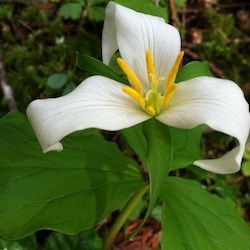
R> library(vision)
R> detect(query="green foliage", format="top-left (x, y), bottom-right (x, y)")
top-left (141, 119), bottom-right (173, 223)
top-left (88, 6), bottom-right (106, 22)
top-left (44, 230), bottom-right (102, 250)
top-left (0, 0), bottom-right (249, 247)
top-left (176, 61), bottom-right (213, 83)
top-left (0, 4), bottom-right (13, 21)
top-left (114, 0), bottom-right (169, 21)
top-left (121, 123), bottom-right (203, 171)
top-left (242, 143), bottom-right (250, 177)
top-left (0, 235), bottom-right (37, 250)
top-left (197, 9), bottom-right (249, 85)
top-left (0, 112), bottom-right (145, 239)
top-left (242, 162), bottom-right (250, 177)
top-left (121, 124), bottom-right (148, 165)
top-left (77, 54), bottom-right (127, 83)
top-left (173, 0), bottom-right (187, 10)
top-left (59, 3), bottom-right (83, 20)
top-left (46, 73), bottom-right (68, 90)
top-left (170, 126), bottom-right (203, 170)
top-left (161, 177), bottom-right (250, 250)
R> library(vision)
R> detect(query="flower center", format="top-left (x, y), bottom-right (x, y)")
top-left (117, 50), bottom-right (184, 116)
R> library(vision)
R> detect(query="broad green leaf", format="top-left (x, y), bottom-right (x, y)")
top-left (170, 126), bottom-right (203, 170)
top-left (44, 230), bottom-right (102, 250)
top-left (141, 119), bottom-right (173, 225)
top-left (176, 61), bottom-right (213, 83)
top-left (121, 124), bottom-right (203, 171)
top-left (121, 123), bottom-right (147, 165)
top-left (0, 112), bottom-right (145, 239)
top-left (46, 73), bottom-right (68, 90)
top-left (114, 0), bottom-right (169, 21)
top-left (161, 177), bottom-right (250, 250)
top-left (76, 54), bottom-right (127, 84)
top-left (59, 3), bottom-right (83, 20)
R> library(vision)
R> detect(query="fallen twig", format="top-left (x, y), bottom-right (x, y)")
top-left (0, 58), bottom-right (17, 111)
top-left (169, 0), bottom-right (177, 27)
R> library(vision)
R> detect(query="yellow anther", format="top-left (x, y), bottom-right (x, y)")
top-left (146, 50), bottom-right (157, 88)
top-left (145, 106), bottom-right (156, 116)
top-left (163, 84), bottom-right (176, 108)
top-left (122, 86), bottom-right (145, 109)
top-left (162, 51), bottom-right (184, 109)
top-left (165, 51), bottom-right (184, 86)
top-left (146, 50), bottom-right (156, 77)
top-left (117, 58), bottom-right (142, 94)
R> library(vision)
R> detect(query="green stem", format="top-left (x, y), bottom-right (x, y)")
top-left (103, 185), bottom-right (149, 250)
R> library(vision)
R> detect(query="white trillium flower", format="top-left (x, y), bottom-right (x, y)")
top-left (27, 1), bottom-right (250, 174)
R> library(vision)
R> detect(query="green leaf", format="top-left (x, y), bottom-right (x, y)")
top-left (76, 54), bottom-right (127, 84)
top-left (0, 112), bottom-right (145, 239)
top-left (121, 123), bottom-right (147, 165)
top-left (46, 73), bottom-right (68, 90)
top-left (170, 126), bottom-right (203, 170)
top-left (62, 81), bottom-right (76, 95)
top-left (242, 161), bottom-right (250, 177)
top-left (114, 0), bottom-right (169, 21)
top-left (176, 61), bottom-right (213, 83)
top-left (141, 119), bottom-right (173, 224)
top-left (59, 3), bottom-right (83, 20)
top-left (161, 177), bottom-right (250, 250)
top-left (121, 124), bottom-right (203, 171)
top-left (44, 230), bottom-right (102, 250)
top-left (88, 6), bottom-right (105, 22)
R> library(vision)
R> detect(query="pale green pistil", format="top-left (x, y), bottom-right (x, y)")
top-left (145, 90), bottom-right (164, 115)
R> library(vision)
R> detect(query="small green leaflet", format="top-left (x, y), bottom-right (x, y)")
top-left (76, 54), bottom-right (127, 84)
top-left (0, 112), bottom-right (145, 239)
top-left (176, 61), bottom-right (213, 83)
top-left (161, 177), bottom-right (250, 250)
top-left (46, 73), bottom-right (68, 90)
top-left (59, 3), bottom-right (83, 20)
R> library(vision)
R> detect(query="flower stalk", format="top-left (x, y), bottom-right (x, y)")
top-left (103, 185), bottom-right (149, 250)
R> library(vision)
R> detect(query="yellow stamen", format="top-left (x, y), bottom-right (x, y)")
top-left (145, 106), bottom-right (156, 116)
top-left (165, 51), bottom-right (184, 87)
top-left (122, 86), bottom-right (145, 109)
top-left (146, 50), bottom-right (157, 89)
top-left (163, 51), bottom-right (184, 108)
top-left (117, 58), bottom-right (142, 94)
top-left (119, 50), bottom-right (184, 116)
top-left (163, 84), bottom-right (176, 108)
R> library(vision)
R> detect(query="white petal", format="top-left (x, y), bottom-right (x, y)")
top-left (157, 76), bottom-right (250, 174)
top-left (103, 2), bottom-right (181, 91)
top-left (102, 1), bottom-right (118, 65)
top-left (27, 76), bottom-right (150, 153)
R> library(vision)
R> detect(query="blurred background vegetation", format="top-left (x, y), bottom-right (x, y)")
top-left (0, 0), bottom-right (249, 249)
